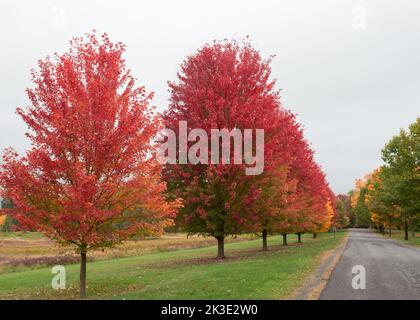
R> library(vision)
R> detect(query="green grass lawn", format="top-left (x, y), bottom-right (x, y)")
top-left (380, 229), bottom-right (420, 246)
top-left (0, 231), bottom-right (347, 300)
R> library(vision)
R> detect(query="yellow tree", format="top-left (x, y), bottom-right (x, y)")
top-left (365, 167), bottom-right (401, 237)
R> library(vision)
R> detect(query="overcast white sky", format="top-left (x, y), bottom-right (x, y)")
top-left (0, 0), bottom-right (419, 194)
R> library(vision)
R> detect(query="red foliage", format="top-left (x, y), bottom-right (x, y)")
top-left (246, 109), bottom-right (335, 240)
top-left (0, 32), bottom-right (179, 251)
top-left (163, 40), bottom-right (284, 254)
top-left (162, 39), bottom-right (335, 254)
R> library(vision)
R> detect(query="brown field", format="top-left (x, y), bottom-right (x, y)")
top-left (0, 232), bottom-right (256, 273)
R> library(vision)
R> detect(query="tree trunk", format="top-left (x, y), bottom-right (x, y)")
top-left (217, 236), bottom-right (225, 259)
top-left (282, 234), bottom-right (288, 246)
top-left (313, 233), bottom-right (317, 239)
top-left (80, 250), bottom-right (87, 298)
top-left (388, 225), bottom-right (392, 238)
top-left (412, 229), bottom-right (416, 238)
top-left (262, 229), bottom-right (268, 251)
top-left (404, 219), bottom-right (409, 241)
top-left (297, 232), bottom-right (302, 243)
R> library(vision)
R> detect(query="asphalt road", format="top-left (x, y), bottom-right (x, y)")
top-left (321, 228), bottom-right (420, 300)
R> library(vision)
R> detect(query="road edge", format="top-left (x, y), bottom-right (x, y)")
top-left (292, 231), bottom-right (350, 300)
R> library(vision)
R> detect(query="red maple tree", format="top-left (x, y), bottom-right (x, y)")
top-left (163, 40), bottom-right (284, 258)
top-left (242, 110), bottom-right (302, 250)
top-left (247, 106), bottom-right (335, 247)
top-left (0, 32), bottom-right (179, 297)
top-left (286, 143), bottom-right (335, 241)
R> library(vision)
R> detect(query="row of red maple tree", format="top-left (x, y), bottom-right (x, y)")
top-left (0, 32), bottom-right (336, 297)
